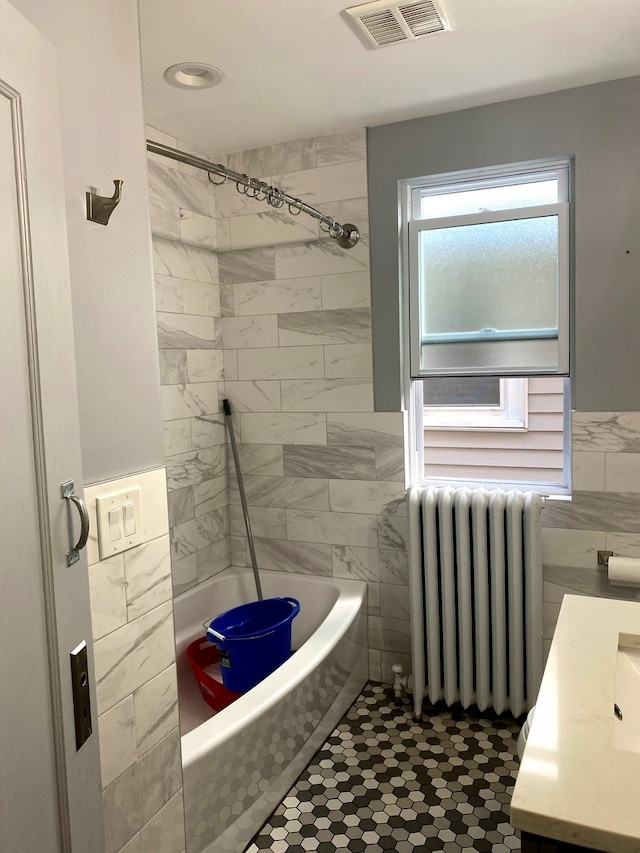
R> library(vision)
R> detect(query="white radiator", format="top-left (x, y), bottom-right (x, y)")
top-left (407, 484), bottom-right (544, 719)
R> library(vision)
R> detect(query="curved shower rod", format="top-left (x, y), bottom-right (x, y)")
top-left (146, 140), bottom-right (360, 249)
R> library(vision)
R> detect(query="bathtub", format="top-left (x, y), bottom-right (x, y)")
top-left (173, 566), bottom-right (368, 853)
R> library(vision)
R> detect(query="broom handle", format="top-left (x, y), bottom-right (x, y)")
top-left (223, 399), bottom-right (263, 601)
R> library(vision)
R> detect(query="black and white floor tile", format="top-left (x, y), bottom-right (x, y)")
top-left (246, 683), bottom-right (521, 853)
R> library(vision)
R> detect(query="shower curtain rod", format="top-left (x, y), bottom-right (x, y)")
top-left (146, 140), bottom-right (360, 249)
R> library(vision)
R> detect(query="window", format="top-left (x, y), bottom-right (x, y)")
top-left (402, 160), bottom-right (572, 493)
top-left (407, 161), bottom-right (570, 379)
top-left (421, 376), bottom-right (528, 430)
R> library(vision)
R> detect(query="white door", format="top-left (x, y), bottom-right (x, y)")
top-left (0, 2), bottom-right (105, 851)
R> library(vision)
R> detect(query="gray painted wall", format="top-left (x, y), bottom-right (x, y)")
top-left (368, 75), bottom-right (640, 413)
top-left (12, 0), bottom-right (165, 484)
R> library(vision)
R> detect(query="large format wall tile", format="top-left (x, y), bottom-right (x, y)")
top-left (281, 378), bottom-right (373, 412)
top-left (329, 479), bottom-right (406, 516)
top-left (271, 161), bottom-right (368, 206)
top-left (148, 161), bottom-right (210, 216)
top-left (321, 271), bottom-right (371, 310)
top-left (278, 307), bottom-right (371, 346)
top-left (156, 313), bottom-right (218, 349)
top-left (159, 350), bottom-right (187, 384)
top-left (233, 475), bottom-right (330, 510)
top-left (230, 504), bottom-right (287, 540)
top-left (227, 207), bottom-right (319, 250)
top-left (327, 412), bottom-right (404, 447)
top-left (324, 344), bottom-right (373, 378)
top-left (102, 730), bottom-right (182, 853)
top-left (186, 350), bottom-right (224, 383)
top-left (237, 345), bottom-right (324, 380)
top-left (88, 554), bottom-right (127, 641)
top-left (98, 697), bottom-right (137, 788)
top-left (240, 412), bottom-right (327, 445)
top-left (166, 421), bottom-right (190, 459)
top-left (94, 602), bottom-right (175, 714)
top-left (161, 383), bottom-right (220, 422)
top-left (252, 537), bottom-right (332, 575)
top-left (171, 508), bottom-right (229, 560)
top-left (542, 491), bottom-right (640, 533)
top-left (153, 237), bottom-right (214, 283)
top-left (124, 536), bottom-right (172, 620)
top-left (133, 665), bottom-right (179, 758)
top-left (226, 136), bottom-right (316, 178)
top-left (286, 509), bottom-right (378, 548)
top-left (605, 453), bottom-right (640, 491)
top-left (221, 315), bottom-right (279, 349)
top-left (283, 444), bottom-right (376, 480)
top-left (232, 277), bottom-right (322, 316)
top-left (316, 128), bottom-right (367, 167)
top-left (155, 275), bottom-right (183, 313)
top-left (193, 475), bottom-right (228, 517)
top-left (140, 790), bottom-right (185, 853)
top-left (236, 444), bottom-right (284, 477)
top-left (166, 446), bottom-right (226, 491)
top-left (182, 281), bottom-right (220, 316)
top-left (332, 545), bottom-right (409, 586)
top-left (218, 246), bottom-right (276, 284)
top-left (573, 411), bottom-right (640, 452)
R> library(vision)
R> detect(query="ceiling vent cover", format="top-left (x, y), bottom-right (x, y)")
top-left (345, 0), bottom-right (451, 48)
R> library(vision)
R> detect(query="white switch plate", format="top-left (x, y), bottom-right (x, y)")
top-left (96, 487), bottom-right (143, 558)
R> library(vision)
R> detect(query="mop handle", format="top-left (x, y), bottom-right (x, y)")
top-left (223, 399), bottom-right (263, 601)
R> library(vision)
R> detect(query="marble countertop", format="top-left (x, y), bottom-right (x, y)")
top-left (511, 594), bottom-right (640, 851)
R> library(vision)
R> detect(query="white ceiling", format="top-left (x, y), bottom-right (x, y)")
top-left (139, 0), bottom-right (640, 156)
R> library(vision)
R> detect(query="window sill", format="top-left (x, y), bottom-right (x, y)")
top-left (417, 476), bottom-right (571, 498)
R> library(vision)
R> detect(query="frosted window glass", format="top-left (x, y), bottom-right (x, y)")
top-left (419, 216), bottom-right (558, 340)
top-left (420, 180), bottom-right (558, 219)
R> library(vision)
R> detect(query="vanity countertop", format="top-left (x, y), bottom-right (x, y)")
top-left (511, 594), bottom-right (640, 852)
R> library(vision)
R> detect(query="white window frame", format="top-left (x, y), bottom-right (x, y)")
top-left (422, 377), bottom-right (528, 431)
top-left (400, 159), bottom-right (573, 495)
top-left (405, 161), bottom-right (571, 379)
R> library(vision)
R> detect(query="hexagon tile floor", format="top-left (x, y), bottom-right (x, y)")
top-left (245, 682), bottom-right (522, 853)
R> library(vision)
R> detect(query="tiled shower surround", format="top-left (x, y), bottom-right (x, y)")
top-left (147, 125), bottom-right (409, 682)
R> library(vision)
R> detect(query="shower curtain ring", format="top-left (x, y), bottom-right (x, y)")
top-left (288, 199), bottom-right (302, 215)
top-left (236, 175), bottom-right (250, 195)
top-left (208, 169), bottom-right (228, 186)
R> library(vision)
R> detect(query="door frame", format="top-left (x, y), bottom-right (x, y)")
top-left (1, 1), bottom-right (105, 849)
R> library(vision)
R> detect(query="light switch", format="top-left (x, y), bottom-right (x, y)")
top-left (96, 486), bottom-right (143, 558)
top-left (108, 508), bottom-right (121, 542)
top-left (123, 502), bottom-right (136, 536)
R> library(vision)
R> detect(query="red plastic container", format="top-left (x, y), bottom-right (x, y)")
top-left (186, 636), bottom-right (243, 712)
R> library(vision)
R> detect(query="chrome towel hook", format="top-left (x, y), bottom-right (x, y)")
top-left (86, 179), bottom-right (123, 226)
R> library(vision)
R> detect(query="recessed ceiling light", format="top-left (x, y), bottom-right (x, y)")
top-left (164, 62), bottom-right (224, 90)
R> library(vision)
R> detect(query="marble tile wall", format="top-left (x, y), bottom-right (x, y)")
top-left (541, 412), bottom-right (640, 655)
top-left (84, 468), bottom-right (185, 853)
top-left (147, 125), bottom-right (230, 597)
top-left (213, 128), bottom-right (409, 683)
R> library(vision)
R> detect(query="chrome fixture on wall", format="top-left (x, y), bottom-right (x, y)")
top-left (86, 179), bottom-right (123, 226)
top-left (146, 140), bottom-right (360, 249)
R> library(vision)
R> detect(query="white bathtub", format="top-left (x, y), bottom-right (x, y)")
top-left (173, 567), bottom-right (368, 853)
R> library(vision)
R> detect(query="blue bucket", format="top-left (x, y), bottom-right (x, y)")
top-left (205, 597), bottom-right (300, 693)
